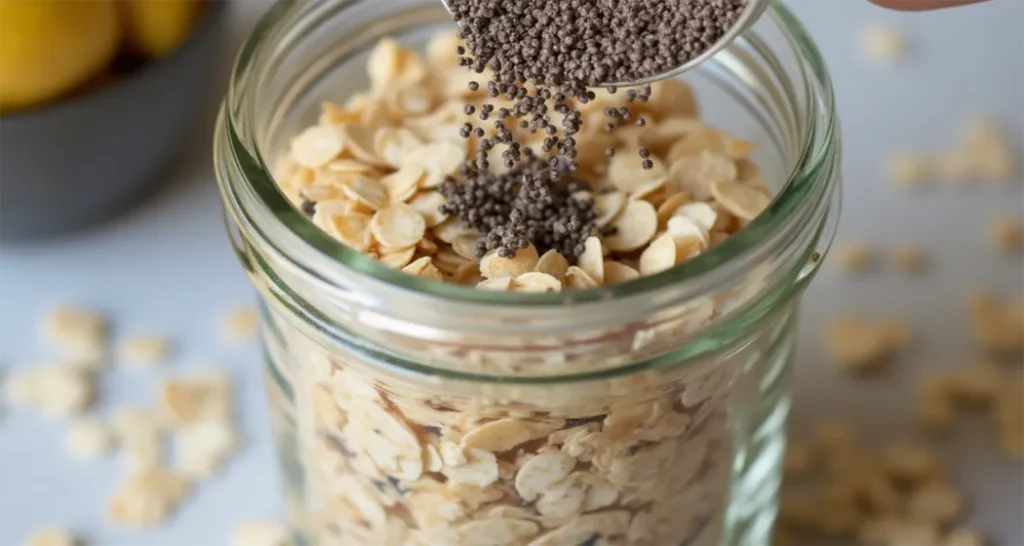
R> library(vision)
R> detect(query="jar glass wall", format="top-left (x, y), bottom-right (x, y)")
top-left (215, 1), bottom-right (840, 545)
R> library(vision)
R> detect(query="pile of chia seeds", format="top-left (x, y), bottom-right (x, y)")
top-left (441, 0), bottom-right (747, 259)
top-left (439, 161), bottom-right (597, 259)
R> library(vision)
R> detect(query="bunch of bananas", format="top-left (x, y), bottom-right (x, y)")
top-left (0, 0), bottom-right (205, 112)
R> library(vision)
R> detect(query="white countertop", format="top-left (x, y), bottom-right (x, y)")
top-left (1, 1), bottom-right (1021, 544)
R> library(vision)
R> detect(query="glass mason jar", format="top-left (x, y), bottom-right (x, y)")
top-left (214, 1), bottom-right (841, 545)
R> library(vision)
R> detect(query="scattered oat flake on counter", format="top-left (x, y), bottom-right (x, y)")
top-left (4, 367), bottom-right (36, 408)
top-left (220, 306), bottom-right (258, 341)
top-left (826, 316), bottom-right (910, 372)
top-left (118, 334), bottom-right (173, 367)
top-left (232, 519), bottom-right (291, 546)
top-left (159, 371), bottom-right (232, 426)
top-left (918, 372), bottom-right (956, 429)
top-left (24, 528), bottom-right (79, 546)
top-left (944, 529), bottom-right (988, 546)
top-left (67, 417), bottom-right (115, 460)
top-left (892, 245), bottom-right (929, 273)
top-left (968, 293), bottom-right (1023, 354)
top-left (42, 305), bottom-right (107, 355)
top-left (782, 442), bottom-right (815, 478)
top-left (111, 405), bottom-right (166, 472)
top-left (775, 422), bottom-right (988, 546)
top-left (960, 117), bottom-right (1017, 182)
top-left (175, 419), bottom-right (240, 479)
top-left (989, 216), bottom-right (1023, 252)
top-left (887, 151), bottom-right (932, 188)
top-left (8, 364), bottom-right (95, 417)
top-left (107, 468), bottom-right (191, 527)
top-left (833, 242), bottom-right (876, 273)
top-left (861, 24), bottom-right (907, 62)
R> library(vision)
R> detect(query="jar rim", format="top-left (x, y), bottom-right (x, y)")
top-left (219, 0), bottom-right (838, 309)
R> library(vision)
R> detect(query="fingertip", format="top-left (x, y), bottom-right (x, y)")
top-left (871, 0), bottom-right (989, 11)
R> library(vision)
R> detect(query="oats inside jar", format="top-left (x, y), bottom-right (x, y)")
top-left (274, 31), bottom-right (772, 293)
top-left (254, 23), bottom-right (795, 546)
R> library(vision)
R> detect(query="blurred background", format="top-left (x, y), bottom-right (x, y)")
top-left (0, 1), bottom-right (1020, 545)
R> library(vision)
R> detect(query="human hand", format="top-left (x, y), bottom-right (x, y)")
top-left (871, 0), bottom-right (991, 10)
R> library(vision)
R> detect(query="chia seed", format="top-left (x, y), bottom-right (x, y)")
top-left (438, 161), bottom-right (598, 260)
top-left (300, 199), bottom-right (317, 218)
top-left (444, 0), bottom-right (746, 257)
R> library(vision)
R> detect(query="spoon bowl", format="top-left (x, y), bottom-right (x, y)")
top-left (438, 0), bottom-right (771, 87)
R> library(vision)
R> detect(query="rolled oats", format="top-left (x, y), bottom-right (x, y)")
top-left (564, 266), bottom-right (599, 289)
top-left (24, 528), bottom-right (78, 546)
top-left (291, 126), bottom-right (345, 168)
top-left (262, 33), bottom-right (786, 546)
top-left (968, 293), bottom-right (1023, 354)
top-left (43, 305), bottom-right (107, 355)
top-left (513, 272), bottom-right (563, 293)
top-left (480, 245), bottom-right (540, 279)
top-left (534, 249), bottom-right (570, 280)
top-left (603, 261), bottom-right (640, 284)
top-left (107, 468), bottom-right (191, 527)
top-left (67, 418), bottom-right (115, 460)
top-left (371, 204), bottom-right (427, 250)
top-left (608, 153), bottom-right (666, 193)
top-left (892, 245), bottom-right (929, 274)
top-left (593, 192), bottom-right (628, 228)
top-left (458, 518), bottom-right (540, 545)
top-left (882, 443), bottom-right (945, 485)
top-left (639, 233), bottom-right (678, 276)
top-left (834, 243), bottom-right (876, 273)
top-left (887, 151), bottom-right (931, 188)
top-left (989, 216), bottom-right (1023, 252)
top-left (919, 373), bottom-right (956, 429)
top-left (907, 483), bottom-right (963, 526)
top-left (320, 211), bottom-right (372, 252)
top-left (944, 529), bottom-right (987, 546)
top-left (232, 520), bottom-right (291, 546)
top-left (668, 151), bottom-right (737, 200)
top-left (175, 419), bottom-right (239, 479)
top-left (861, 24), bottom-right (906, 61)
top-left (477, 276), bottom-right (514, 291)
top-left (341, 176), bottom-right (389, 211)
top-left (514, 451), bottom-right (576, 502)
top-left (452, 233), bottom-right (481, 260)
top-left (783, 442), bottom-right (815, 478)
top-left (13, 364), bottom-right (95, 418)
top-left (112, 405), bottom-right (165, 472)
top-left (340, 124), bottom-right (388, 168)
top-left (462, 418), bottom-right (562, 452)
top-left (406, 191), bottom-right (449, 228)
top-left (961, 117), bottom-right (1016, 181)
top-left (379, 246), bottom-right (417, 269)
top-left (527, 510), bottom-right (631, 546)
top-left (381, 166), bottom-right (425, 203)
top-left (655, 191), bottom-right (694, 227)
top-left (604, 200), bottom-right (658, 252)
top-left (577, 237), bottom-right (605, 284)
top-left (826, 316), bottom-right (910, 372)
top-left (158, 372), bottom-right (232, 426)
top-left (220, 306), bottom-right (258, 342)
top-left (710, 179), bottom-right (769, 221)
top-left (118, 334), bottom-right (173, 367)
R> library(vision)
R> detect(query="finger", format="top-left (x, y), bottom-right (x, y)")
top-left (871, 0), bottom-right (990, 11)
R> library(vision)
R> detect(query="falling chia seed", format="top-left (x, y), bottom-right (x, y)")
top-left (300, 199), bottom-right (317, 218)
top-left (443, 0), bottom-right (746, 259)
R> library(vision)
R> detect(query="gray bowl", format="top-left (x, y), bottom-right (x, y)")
top-left (0, 1), bottom-right (228, 241)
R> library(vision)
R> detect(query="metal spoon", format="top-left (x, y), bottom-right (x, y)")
top-left (438, 0), bottom-right (771, 87)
